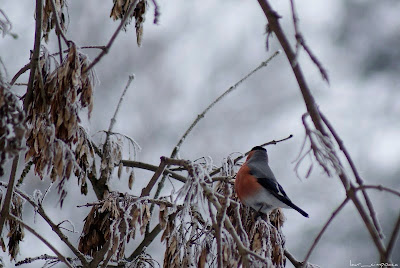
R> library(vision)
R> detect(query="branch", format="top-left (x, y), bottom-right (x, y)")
top-left (10, 62), bottom-right (30, 86)
top-left (170, 51), bottom-right (281, 159)
top-left (301, 183), bottom-right (400, 266)
top-left (289, 0), bottom-right (329, 83)
top-left (321, 113), bottom-right (383, 238)
top-left (140, 158), bottom-right (166, 197)
top-left (257, 0), bottom-right (386, 258)
top-left (9, 215), bottom-right (73, 268)
top-left (302, 197), bottom-right (350, 266)
top-left (0, 155), bottom-right (19, 234)
top-left (49, 0), bottom-right (68, 44)
top-left (127, 224), bottom-right (162, 261)
top-left (161, 157), bottom-right (270, 265)
top-left (209, 134), bottom-right (293, 177)
top-left (285, 250), bottom-right (303, 268)
top-left (107, 75), bottom-right (135, 136)
top-left (0, 182), bottom-right (89, 266)
top-left (49, 0), bottom-right (69, 63)
top-left (83, 1), bottom-right (139, 73)
top-left (94, 75), bottom-right (135, 199)
top-left (24, 0), bottom-right (43, 111)
top-left (385, 212), bottom-right (400, 262)
top-left (121, 159), bottom-right (187, 182)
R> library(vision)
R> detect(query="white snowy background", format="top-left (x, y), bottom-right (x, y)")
top-left (1, 0), bottom-right (399, 267)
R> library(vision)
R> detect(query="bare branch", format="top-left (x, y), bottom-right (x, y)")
top-left (121, 159), bottom-right (186, 182)
top-left (140, 158), bottom-right (167, 197)
top-left (171, 51), bottom-right (281, 159)
top-left (321, 113), bottom-right (383, 238)
top-left (358, 185), bottom-right (400, 198)
top-left (385, 213), bottom-right (400, 262)
top-left (108, 75), bottom-right (135, 136)
top-left (9, 215), bottom-right (73, 268)
top-left (256, 0), bottom-right (386, 257)
top-left (289, 0), bottom-right (329, 83)
top-left (285, 250), bottom-right (303, 268)
top-left (10, 62), bottom-right (30, 86)
top-left (0, 155), bottom-right (19, 234)
top-left (83, 1), bottom-right (139, 73)
top-left (93, 75), bottom-right (135, 199)
top-left (302, 197), bottom-right (350, 266)
top-left (209, 134), bottom-right (293, 177)
top-left (24, 0), bottom-right (43, 111)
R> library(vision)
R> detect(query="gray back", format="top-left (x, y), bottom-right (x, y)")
top-left (247, 150), bottom-right (276, 181)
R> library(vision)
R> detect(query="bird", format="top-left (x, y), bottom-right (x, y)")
top-left (235, 146), bottom-right (309, 218)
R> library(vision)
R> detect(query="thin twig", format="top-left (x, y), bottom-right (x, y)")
top-left (321, 113), bottom-right (383, 238)
top-left (209, 134), bottom-right (293, 177)
top-left (0, 155), bottom-right (19, 234)
top-left (170, 51), bottom-right (281, 159)
top-left (24, 0), bottom-right (43, 111)
top-left (385, 213), bottom-right (400, 262)
top-left (358, 184), bottom-right (400, 198)
top-left (289, 0), bottom-right (329, 83)
top-left (94, 75), bottom-right (135, 199)
top-left (10, 62), bottom-right (30, 86)
top-left (302, 197), bottom-right (350, 266)
top-left (151, 0), bottom-right (160, 24)
top-left (8, 215), bottom-right (73, 268)
top-left (83, 1), bottom-right (139, 73)
top-left (107, 75), bottom-right (135, 135)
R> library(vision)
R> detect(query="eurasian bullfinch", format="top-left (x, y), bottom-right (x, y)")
top-left (235, 146), bottom-right (309, 217)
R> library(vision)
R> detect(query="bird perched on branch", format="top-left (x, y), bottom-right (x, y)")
top-left (235, 146), bottom-right (309, 218)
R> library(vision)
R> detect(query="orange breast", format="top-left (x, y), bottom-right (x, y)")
top-left (235, 163), bottom-right (262, 201)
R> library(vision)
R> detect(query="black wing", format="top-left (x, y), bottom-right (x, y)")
top-left (257, 177), bottom-right (309, 218)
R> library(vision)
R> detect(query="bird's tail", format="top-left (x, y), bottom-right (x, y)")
top-left (288, 202), bottom-right (309, 218)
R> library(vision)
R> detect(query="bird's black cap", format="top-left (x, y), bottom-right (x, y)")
top-left (251, 146), bottom-right (266, 151)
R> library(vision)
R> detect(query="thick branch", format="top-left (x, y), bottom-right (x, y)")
top-left (24, 0), bottom-right (43, 111)
top-left (385, 213), bottom-right (400, 262)
top-left (140, 158), bottom-right (166, 197)
top-left (257, 0), bottom-right (325, 133)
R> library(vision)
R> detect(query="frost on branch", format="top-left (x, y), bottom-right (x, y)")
top-left (158, 157), bottom-right (287, 267)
